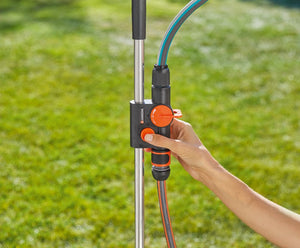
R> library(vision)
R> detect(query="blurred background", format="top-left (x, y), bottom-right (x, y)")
top-left (0, 0), bottom-right (299, 247)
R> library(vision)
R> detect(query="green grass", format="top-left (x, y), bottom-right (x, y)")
top-left (0, 0), bottom-right (299, 247)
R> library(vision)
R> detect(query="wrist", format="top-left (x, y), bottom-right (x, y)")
top-left (195, 148), bottom-right (224, 187)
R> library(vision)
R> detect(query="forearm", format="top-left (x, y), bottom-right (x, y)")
top-left (144, 127), bottom-right (300, 246)
top-left (201, 164), bottom-right (300, 248)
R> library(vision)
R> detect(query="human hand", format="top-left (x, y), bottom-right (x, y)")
top-left (146, 121), bottom-right (300, 248)
top-left (144, 119), bottom-right (220, 183)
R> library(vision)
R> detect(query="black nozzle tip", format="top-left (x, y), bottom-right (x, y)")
top-left (152, 166), bottom-right (170, 181)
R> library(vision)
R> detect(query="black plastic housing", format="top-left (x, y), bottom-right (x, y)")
top-left (130, 100), bottom-right (172, 148)
top-left (151, 65), bottom-right (171, 181)
top-left (129, 65), bottom-right (173, 181)
top-left (130, 100), bottom-right (157, 148)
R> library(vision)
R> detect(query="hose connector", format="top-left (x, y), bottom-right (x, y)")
top-left (151, 64), bottom-right (171, 181)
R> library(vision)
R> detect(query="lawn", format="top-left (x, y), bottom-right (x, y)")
top-left (0, 0), bottom-right (299, 247)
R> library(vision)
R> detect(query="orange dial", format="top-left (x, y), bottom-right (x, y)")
top-left (140, 128), bottom-right (155, 141)
top-left (150, 105), bottom-right (173, 127)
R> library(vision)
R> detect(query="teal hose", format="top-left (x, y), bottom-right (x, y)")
top-left (157, 0), bottom-right (208, 65)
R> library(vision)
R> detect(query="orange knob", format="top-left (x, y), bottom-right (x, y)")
top-left (150, 105), bottom-right (173, 127)
top-left (140, 128), bottom-right (155, 141)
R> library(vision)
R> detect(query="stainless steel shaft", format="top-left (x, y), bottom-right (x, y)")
top-left (134, 39), bottom-right (144, 248)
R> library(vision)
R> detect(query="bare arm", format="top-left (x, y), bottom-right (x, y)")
top-left (206, 165), bottom-right (300, 248)
top-left (144, 119), bottom-right (300, 248)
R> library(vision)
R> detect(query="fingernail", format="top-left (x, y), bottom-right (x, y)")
top-left (144, 134), bottom-right (153, 142)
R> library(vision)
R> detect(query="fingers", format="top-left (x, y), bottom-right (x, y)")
top-left (144, 133), bottom-right (189, 156)
top-left (144, 119), bottom-right (202, 159)
top-left (170, 119), bottom-right (189, 138)
top-left (171, 118), bottom-right (190, 127)
top-left (171, 119), bottom-right (203, 146)
top-left (144, 133), bottom-right (173, 149)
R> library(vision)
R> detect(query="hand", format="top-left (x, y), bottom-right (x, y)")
top-left (145, 119), bottom-right (220, 183)
top-left (146, 120), bottom-right (300, 248)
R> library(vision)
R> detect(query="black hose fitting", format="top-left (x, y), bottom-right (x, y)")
top-left (152, 64), bottom-right (170, 87)
top-left (152, 166), bottom-right (170, 181)
top-left (151, 64), bottom-right (172, 181)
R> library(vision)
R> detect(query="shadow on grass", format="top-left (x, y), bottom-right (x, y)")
top-left (0, 0), bottom-right (88, 34)
top-left (240, 0), bottom-right (300, 8)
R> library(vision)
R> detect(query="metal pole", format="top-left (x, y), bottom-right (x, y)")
top-left (135, 148), bottom-right (144, 248)
top-left (134, 40), bottom-right (144, 248)
top-left (134, 40), bottom-right (144, 103)
top-left (132, 0), bottom-right (146, 246)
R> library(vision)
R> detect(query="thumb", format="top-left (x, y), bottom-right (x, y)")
top-left (144, 134), bottom-right (171, 148)
top-left (144, 134), bottom-right (184, 155)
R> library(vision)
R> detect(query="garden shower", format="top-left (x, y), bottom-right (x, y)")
top-left (130, 0), bottom-right (208, 247)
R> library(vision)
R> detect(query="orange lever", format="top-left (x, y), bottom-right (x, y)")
top-left (173, 109), bottom-right (182, 119)
top-left (150, 105), bottom-right (183, 127)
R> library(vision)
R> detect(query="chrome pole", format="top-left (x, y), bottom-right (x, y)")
top-left (134, 39), bottom-right (144, 248)
top-left (132, 0), bottom-right (146, 245)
